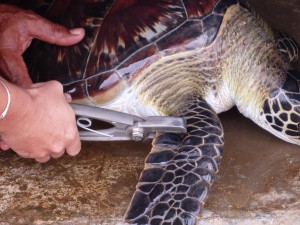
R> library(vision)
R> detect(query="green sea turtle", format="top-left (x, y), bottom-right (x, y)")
top-left (7, 0), bottom-right (300, 224)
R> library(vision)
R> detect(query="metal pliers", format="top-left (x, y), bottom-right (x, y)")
top-left (71, 103), bottom-right (187, 141)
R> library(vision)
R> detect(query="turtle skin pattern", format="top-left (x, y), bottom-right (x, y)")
top-left (263, 70), bottom-right (300, 139)
top-left (125, 95), bottom-right (224, 224)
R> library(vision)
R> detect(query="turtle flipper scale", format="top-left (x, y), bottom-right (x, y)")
top-left (124, 96), bottom-right (224, 225)
top-left (261, 70), bottom-right (300, 145)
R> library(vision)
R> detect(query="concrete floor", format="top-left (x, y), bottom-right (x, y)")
top-left (0, 0), bottom-right (300, 224)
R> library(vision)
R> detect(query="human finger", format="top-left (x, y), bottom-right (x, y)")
top-left (65, 132), bottom-right (81, 156)
top-left (25, 14), bottom-right (85, 46)
top-left (35, 155), bottom-right (51, 163)
top-left (64, 93), bottom-right (72, 103)
top-left (50, 150), bottom-right (65, 159)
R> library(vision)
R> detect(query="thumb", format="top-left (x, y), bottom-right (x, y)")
top-left (0, 50), bottom-right (33, 87)
top-left (26, 14), bottom-right (85, 46)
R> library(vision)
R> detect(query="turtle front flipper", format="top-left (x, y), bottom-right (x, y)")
top-left (275, 31), bottom-right (299, 63)
top-left (124, 96), bottom-right (224, 225)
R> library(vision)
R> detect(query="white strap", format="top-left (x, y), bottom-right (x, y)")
top-left (0, 80), bottom-right (11, 120)
top-left (77, 117), bottom-right (113, 137)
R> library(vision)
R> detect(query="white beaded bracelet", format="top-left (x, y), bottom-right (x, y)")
top-left (0, 80), bottom-right (11, 120)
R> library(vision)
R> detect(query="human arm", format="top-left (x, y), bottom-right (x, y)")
top-left (0, 4), bottom-right (85, 162)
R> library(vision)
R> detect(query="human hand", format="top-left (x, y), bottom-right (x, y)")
top-left (0, 80), bottom-right (81, 163)
top-left (0, 4), bottom-right (85, 86)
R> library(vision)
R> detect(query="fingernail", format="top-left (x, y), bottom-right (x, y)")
top-left (1, 144), bottom-right (9, 151)
top-left (64, 93), bottom-right (72, 102)
top-left (70, 28), bottom-right (84, 35)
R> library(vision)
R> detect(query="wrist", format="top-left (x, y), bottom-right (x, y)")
top-left (0, 79), bottom-right (32, 133)
top-left (0, 78), bottom-right (9, 118)
top-left (0, 79), bottom-right (11, 119)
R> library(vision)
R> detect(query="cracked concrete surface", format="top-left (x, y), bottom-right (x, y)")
top-left (0, 0), bottom-right (299, 224)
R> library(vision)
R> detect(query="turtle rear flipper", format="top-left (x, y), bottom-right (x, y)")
top-left (124, 96), bottom-right (224, 224)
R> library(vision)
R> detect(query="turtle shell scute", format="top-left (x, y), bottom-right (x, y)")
top-left (182, 0), bottom-right (218, 18)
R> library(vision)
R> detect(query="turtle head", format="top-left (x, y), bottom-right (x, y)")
top-left (262, 70), bottom-right (300, 145)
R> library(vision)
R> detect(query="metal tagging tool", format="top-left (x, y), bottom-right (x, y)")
top-left (71, 103), bottom-right (187, 141)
